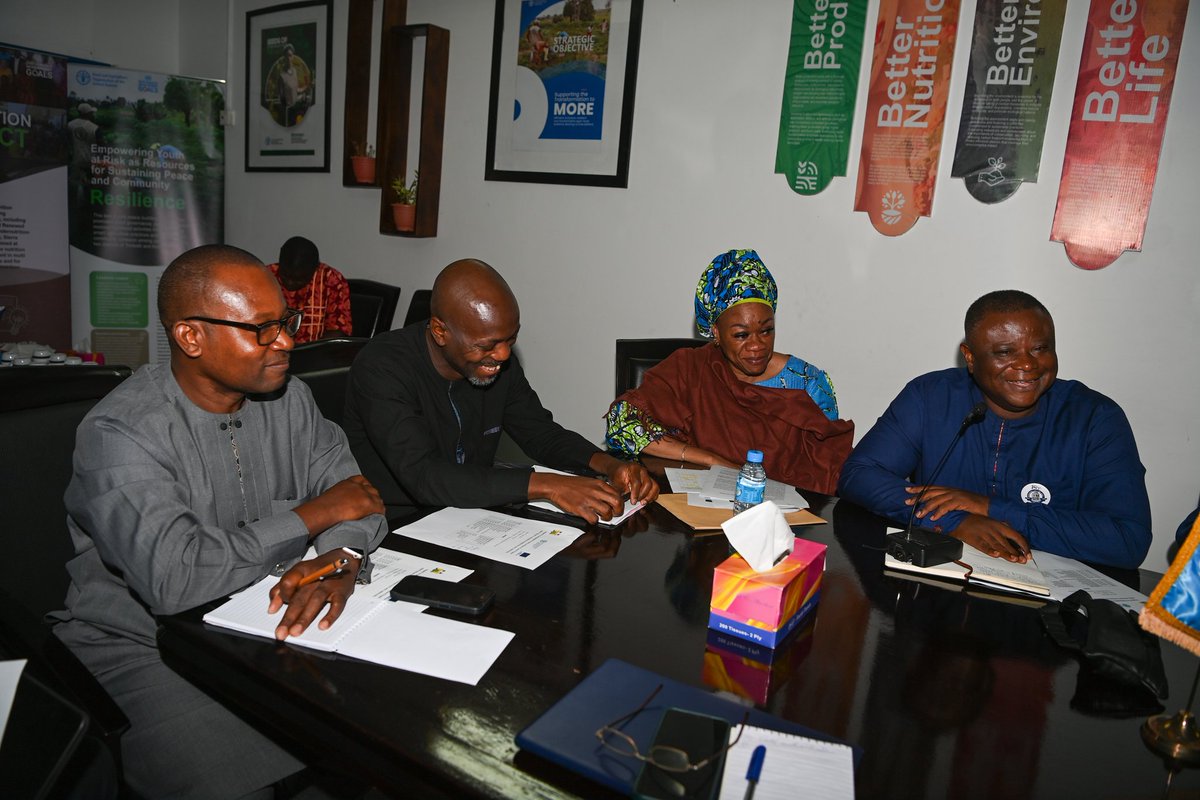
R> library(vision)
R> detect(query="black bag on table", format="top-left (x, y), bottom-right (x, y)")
top-left (1040, 589), bottom-right (1169, 703)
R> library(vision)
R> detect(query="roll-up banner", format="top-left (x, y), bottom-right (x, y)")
top-left (67, 65), bottom-right (225, 366)
top-left (0, 47), bottom-right (70, 349)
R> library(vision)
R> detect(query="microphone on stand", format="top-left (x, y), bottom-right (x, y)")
top-left (886, 402), bottom-right (987, 568)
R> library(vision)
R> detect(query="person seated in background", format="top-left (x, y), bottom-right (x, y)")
top-left (343, 258), bottom-right (659, 522)
top-left (604, 249), bottom-right (854, 494)
top-left (51, 245), bottom-right (387, 797)
top-left (267, 235), bottom-right (352, 342)
top-left (837, 289), bottom-right (1151, 569)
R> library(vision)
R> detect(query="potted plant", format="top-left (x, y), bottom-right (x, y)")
top-left (390, 171), bottom-right (418, 233)
top-left (350, 142), bottom-right (376, 184)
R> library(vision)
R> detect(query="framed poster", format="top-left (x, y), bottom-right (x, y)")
top-left (245, 0), bottom-right (332, 171)
top-left (485, 0), bottom-right (644, 188)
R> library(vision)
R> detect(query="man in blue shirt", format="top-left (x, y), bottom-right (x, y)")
top-left (838, 290), bottom-right (1151, 569)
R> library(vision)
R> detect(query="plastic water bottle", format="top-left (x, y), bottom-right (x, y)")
top-left (733, 450), bottom-right (767, 513)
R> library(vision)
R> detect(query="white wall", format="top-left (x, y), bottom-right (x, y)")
top-left (1, 0), bottom-right (186, 73)
top-left (7, 0), bottom-right (1199, 568)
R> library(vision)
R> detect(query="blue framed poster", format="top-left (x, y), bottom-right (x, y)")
top-left (485, 0), bottom-right (644, 187)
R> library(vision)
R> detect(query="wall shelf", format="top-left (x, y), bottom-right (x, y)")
top-left (342, 1), bottom-right (448, 238)
top-left (378, 23), bottom-right (448, 238)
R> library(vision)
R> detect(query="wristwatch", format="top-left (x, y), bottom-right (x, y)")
top-left (341, 546), bottom-right (372, 584)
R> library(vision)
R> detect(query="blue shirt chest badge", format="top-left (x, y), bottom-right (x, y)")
top-left (1021, 482), bottom-right (1051, 505)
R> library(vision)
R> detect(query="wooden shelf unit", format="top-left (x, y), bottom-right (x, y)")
top-left (342, 0), bottom-right (448, 238)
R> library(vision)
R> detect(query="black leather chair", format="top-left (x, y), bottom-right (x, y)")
top-left (614, 338), bottom-right (707, 396)
top-left (289, 337), bottom-right (370, 426)
top-left (347, 279), bottom-right (401, 338)
top-left (0, 366), bottom-right (133, 618)
top-left (0, 365), bottom-right (133, 794)
top-left (403, 289), bottom-right (432, 328)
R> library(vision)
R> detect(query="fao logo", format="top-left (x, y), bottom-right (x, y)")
top-left (76, 70), bottom-right (92, 85)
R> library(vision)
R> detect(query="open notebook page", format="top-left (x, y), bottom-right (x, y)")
top-left (718, 725), bottom-right (854, 800)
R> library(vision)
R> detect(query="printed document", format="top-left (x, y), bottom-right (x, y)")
top-left (203, 558), bottom-right (512, 685)
top-left (883, 532), bottom-right (1050, 597)
top-left (0, 659), bottom-right (26, 743)
top-left (691, 466), bottom-right (808, 510)
top-left (1033, 550), bottom-right (1149, 613)
top-left (357, 549), bottom-right (472, 602)
top-left (527, 465), bottom-right (646, 526)
top-left (395, 507), bottom-right (583, 569)
top-left (664, 467), bottom-right (705, 493)
top-left (882, 529), bottom-right (1148, 608)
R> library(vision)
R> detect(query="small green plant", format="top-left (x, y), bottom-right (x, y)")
top-left (391, 171), bottom-right (418, 204)
top-left (352, 141), bottom-right (376, 158)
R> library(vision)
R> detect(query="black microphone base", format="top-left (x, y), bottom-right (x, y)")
top-left (886, 530), bottom-right (963, 568)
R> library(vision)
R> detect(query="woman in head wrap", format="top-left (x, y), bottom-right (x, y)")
top-left (604, 249), bottom-right (853, 494)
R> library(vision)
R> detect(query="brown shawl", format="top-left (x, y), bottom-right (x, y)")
top-left (616, 344), bottom-right (854, 494)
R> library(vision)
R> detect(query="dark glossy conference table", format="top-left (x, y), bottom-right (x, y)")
top-left (158, 494), bottom-right (1200, 799)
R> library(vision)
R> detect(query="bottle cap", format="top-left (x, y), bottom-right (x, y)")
top-left (746, 450), bottom-right (763, 463)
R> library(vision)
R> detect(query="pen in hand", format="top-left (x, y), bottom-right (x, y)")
top-left (297, 557), bottom-right (349, 587)
top-left (744, 744), bottom-right (766, 800)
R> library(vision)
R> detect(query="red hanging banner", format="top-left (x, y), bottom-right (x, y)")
top-left (854, 0), bottom-right (963, 235)
top-left (1050, 0), bottom-right (1189, 270)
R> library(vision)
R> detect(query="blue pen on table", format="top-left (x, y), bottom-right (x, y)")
top-left (744, 744), bottom-right (766, 800)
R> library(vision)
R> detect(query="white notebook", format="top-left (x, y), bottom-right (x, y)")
top-left (884, 540), bottom-right (1051, 598)
top-left (203, 577), bottom-right (515, 685)
top-left (718, 725), bottom-right (854, 800)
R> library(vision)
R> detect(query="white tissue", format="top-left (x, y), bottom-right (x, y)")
top-left (721, 500), bottom-right (795, 572)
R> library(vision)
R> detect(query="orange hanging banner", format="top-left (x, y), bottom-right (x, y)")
top-left (854, 0), bottom-right (964, 235)
top-left (1050, 0), bottom-right (1189, 270)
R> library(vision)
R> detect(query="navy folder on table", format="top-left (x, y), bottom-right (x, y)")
top-left (515, 657), bottom-right (855, 795)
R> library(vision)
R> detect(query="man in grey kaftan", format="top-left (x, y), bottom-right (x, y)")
top-left (52, 245), bottom-right (387, 798)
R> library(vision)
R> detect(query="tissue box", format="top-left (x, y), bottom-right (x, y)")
top-left (707, 538), bottom-right (825, 647)
top-left (702, 617), bottom-right (816, 704)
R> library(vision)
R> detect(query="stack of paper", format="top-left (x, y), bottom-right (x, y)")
top-left (881, 528), bottom-right (1151, 610)
top-left (526, 465), bottom-right (646, 526)
top-left (883, 538), bottom-right (1050, 598)
top-left (203, 550), bottom-right (513, 685)
top-left (395, 507), bottom-right (584, 569)
top-left (665, 466), bottom-right (809, 511)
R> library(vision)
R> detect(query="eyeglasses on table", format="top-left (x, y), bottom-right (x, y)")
top-left (594, 683), bottom-right (748, 773)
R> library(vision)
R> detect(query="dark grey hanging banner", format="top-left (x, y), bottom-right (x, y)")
top-left (950, 0), bottom-right (1067, 203)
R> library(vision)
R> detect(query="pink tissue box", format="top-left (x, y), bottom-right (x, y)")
top-left (707, 538), bottom-right (825, 647)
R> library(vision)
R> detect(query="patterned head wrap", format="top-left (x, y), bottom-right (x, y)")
top-left (694, 249), bottom-right (778, 338)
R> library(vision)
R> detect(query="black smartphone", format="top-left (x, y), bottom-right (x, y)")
top-left (632, 708), bottom-right (731, 800)
top-left (389, 575), bottom-right (495, 616)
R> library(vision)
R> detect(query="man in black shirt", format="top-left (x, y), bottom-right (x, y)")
top-left (344, 259), bottom-right (658, 521)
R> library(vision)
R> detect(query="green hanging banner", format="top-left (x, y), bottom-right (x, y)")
top-left (775, 0), bottom-right (868, 195)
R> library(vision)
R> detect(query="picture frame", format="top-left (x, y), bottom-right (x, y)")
top-left (485, 0), bottom-right (644, 188)
top-left (245, 0), bottom-right (332, 172)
